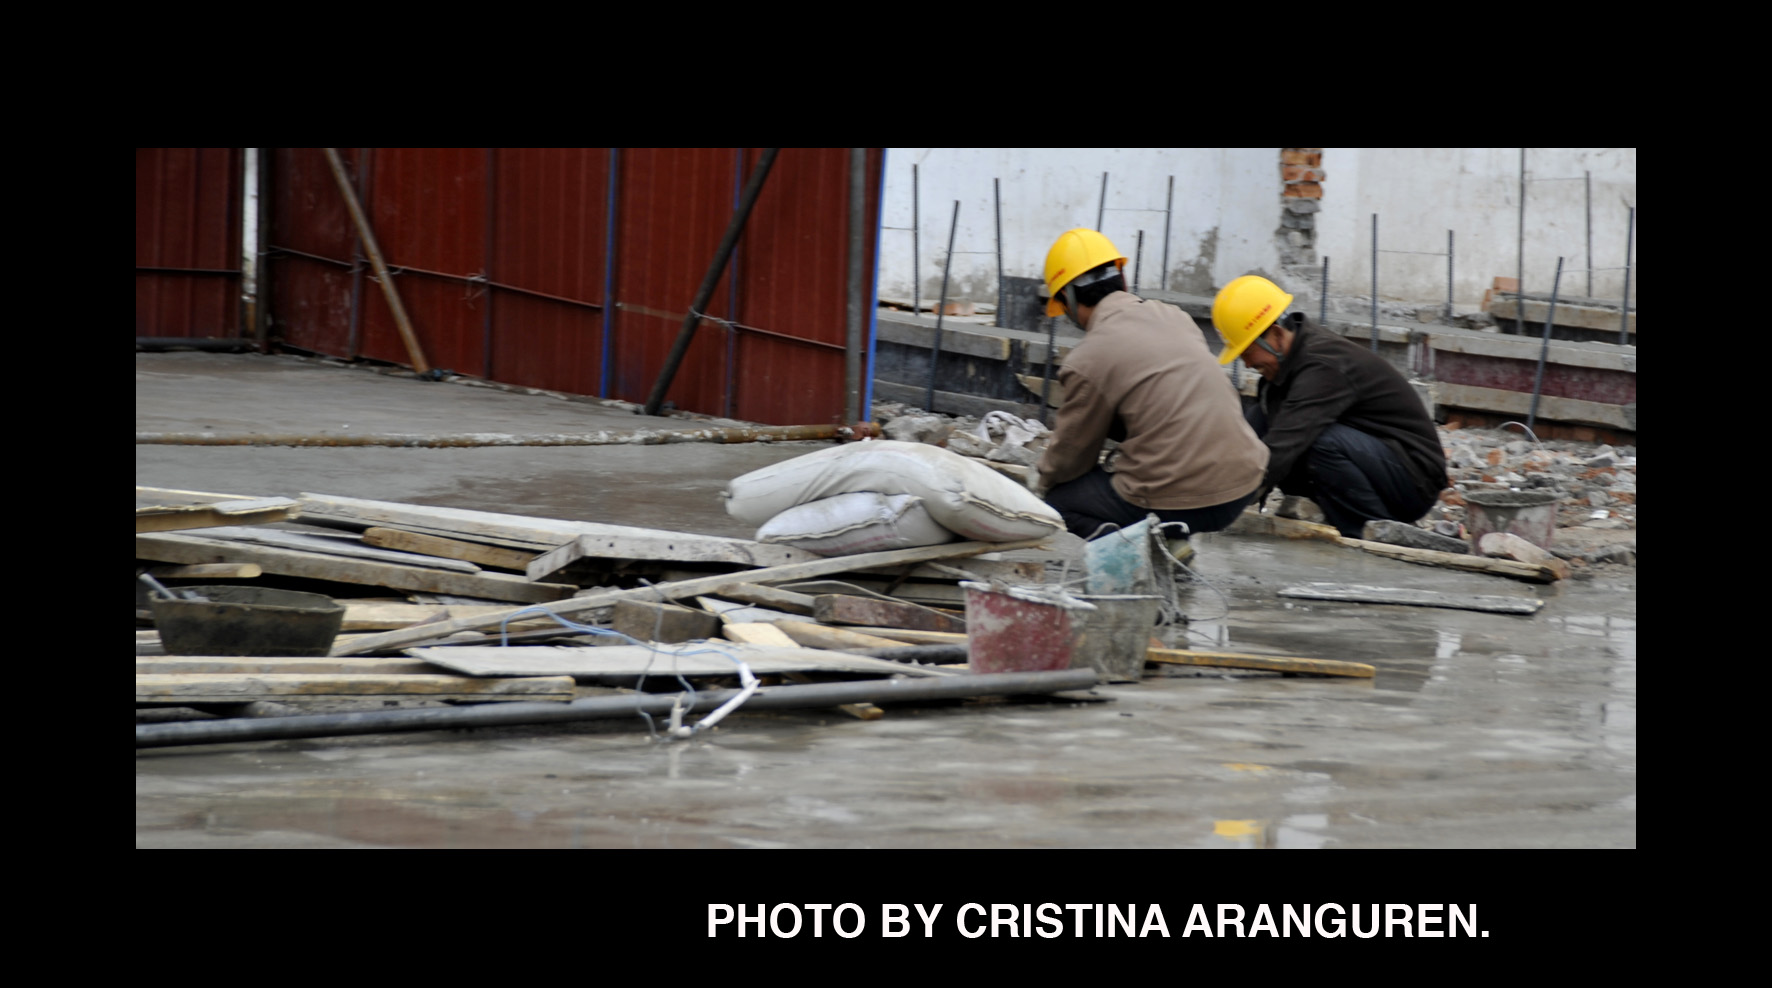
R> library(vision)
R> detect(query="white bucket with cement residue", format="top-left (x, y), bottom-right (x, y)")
top-left (1464, 490), bottom-right (1558, 550)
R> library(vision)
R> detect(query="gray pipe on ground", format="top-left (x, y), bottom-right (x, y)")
top-left (135, 670), bottom-right (1100, 749)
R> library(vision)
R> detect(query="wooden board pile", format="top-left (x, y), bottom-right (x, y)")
top-left (135, 489), bottom-right (1057, 720)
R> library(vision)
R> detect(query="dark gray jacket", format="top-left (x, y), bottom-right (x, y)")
top-left (1256, 314), bottom-right (1448, 503)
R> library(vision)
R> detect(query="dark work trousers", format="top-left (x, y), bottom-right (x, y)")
top-left (1246, 404), bottom-right (1436, 538)
top-left (1043, 467), bottom-right (1258, 541)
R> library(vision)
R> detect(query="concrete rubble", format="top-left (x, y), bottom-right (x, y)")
top-left (871, 402), bottom-right (1637, 570)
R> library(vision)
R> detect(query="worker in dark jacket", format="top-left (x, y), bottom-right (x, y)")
top-left (1211, 275), bottom-right (1448, 538)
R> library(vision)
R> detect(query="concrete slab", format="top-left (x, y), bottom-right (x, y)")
top-left (135, 352), bottom-right (1636, 849)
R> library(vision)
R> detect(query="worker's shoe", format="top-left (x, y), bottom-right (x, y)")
top-left (1165, 537), bottom-right (1196, 567)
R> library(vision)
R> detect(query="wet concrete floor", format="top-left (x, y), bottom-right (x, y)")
top-left (135, 352), bottom-right (1636, 848)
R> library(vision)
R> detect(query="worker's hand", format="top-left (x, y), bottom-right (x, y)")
top-left (1254, 484), bottom-right (1273, 513)
top-left (1027, 470), bottom-right (1048, 498)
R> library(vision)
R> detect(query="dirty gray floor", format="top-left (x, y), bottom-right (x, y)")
top-left (135, 352), bottom-right (1636, 849)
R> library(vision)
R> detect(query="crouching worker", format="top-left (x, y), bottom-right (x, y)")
top-left (1030, 229), bottom-right (1269, 549)
top-left (1211, 275), bottom-right (1449, 539)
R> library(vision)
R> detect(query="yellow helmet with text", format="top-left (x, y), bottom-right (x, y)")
top-left (1211, 275), bottom-right (1294, 365)
top-left (1043, 228), bottom-right (1128, 316)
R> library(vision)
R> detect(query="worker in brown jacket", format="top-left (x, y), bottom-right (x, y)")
top-left (1031, 229), bottom-right (1269, 545)
top-left (1212, 275), bottom-right (1449, 538)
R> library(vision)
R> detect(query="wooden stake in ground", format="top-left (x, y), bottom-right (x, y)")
top-left (1146, 647), bottom-right (1374, 679)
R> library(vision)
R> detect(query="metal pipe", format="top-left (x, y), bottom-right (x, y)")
top-left (924, 199), bottom-right (960, 412)
top-left (993, 177), bottom-right (1003, 328)
top-left (1527, 256), bottom-right (1564, 431)
top-left (846, 148), bottom-right (866, 425)
top-left (240, 148), bottom-right (263, 349)
top-left (1320, 255), bottom-right (1329, 325)
top-left (1161, 175), bottom-right (1173, 291)
top-left (848, 644), bottom-right (970, 664)
top-left (1097, 172), bottom-right (1108, 230)
top-left (1040, 314), bottom-right (1058, 427)
top-left (1132, 230), bottom-right (1144, 292)
top-left (1618, 206), bottom-right (1634, 346)
top-left (912, 163), bottom-right (920, 318)
top-left (1517, 149), bottom-right (1526, 337)
top-left (600, 149), bottom-right (619, 398)
top-left (1585, 171), bottom-right (1593, 298)
top-left (135, 669), bottom-right (1101, 748)
top-left (134, 422), bottom-right (882, 448)
top-left (323, 148), bottom-right (431, 377)
top-left (1370, 213), bottom-right (1379, 352)
top-left (1446, 230), bottom-right (1455, 321)
top-left (643, 148), bottom-right (779, 416)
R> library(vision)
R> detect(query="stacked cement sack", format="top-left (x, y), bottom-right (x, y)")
top-left (724, 440), bottom-right (1063, 556)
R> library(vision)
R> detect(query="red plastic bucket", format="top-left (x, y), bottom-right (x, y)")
top-left (962, 582), bottom-right (1097, 675)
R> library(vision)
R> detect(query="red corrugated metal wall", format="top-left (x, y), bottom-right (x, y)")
top-left (135, 148), bottom-right (242, 337)
top-left (168, 147), bottom-right (886, 425)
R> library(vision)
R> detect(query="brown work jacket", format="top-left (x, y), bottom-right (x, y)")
top-left (1037, 291), bottom-right (1268, 509)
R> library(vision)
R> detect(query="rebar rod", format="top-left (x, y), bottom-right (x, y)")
top-left (1527, 256), bottom-right (1564, 431)
top-left (925, 199), bottom-right (960, 412)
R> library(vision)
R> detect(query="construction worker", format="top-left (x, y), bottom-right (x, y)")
top-left (1031, 229), bottom-right (1269, 548)
top-left (1212, 275), bottom-right (1449, 538)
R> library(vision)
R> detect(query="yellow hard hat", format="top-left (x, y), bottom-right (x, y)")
top-left (1211, 275), bottom-right (1294, 365)
top-left (1043, 228), bottom-right (1127, 316)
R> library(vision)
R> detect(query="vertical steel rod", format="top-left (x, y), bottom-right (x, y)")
top-left (1097, 172), bottom-right (1108, 230)
top-left (1517, 149), bottom-right (1526, 337)
top-left (912, 164), bottom-right (920, 318)
top-left (239, 148), bottom-right (262, 348)
top-left (1133, 230), bottom-right (1144, 292)
top-left (845, 148), bottom-right (866, 425)
top-left (642, 148), bottom-right (779, 416)
top-left (1370, 213), bottom-right (1379, 352)
top-left (1320, 255), bottom-right (1329, 326)
top-left (1040, 314), bottom-right (1057, 427)
top-left (1162, 175), bottom-right (1174, 291)
top-left (994, 177), bottom-right (1004, 328)
top-left (925, 199), bottom-right (960, 412)
top-left (1528, 256), bottom-right (1564, 431)
top-left (1446, 230), bottom-right (1455, 321)
top-left (1585, 171), bottom-right (1593, 298)
top-left (1618, 206), bottom-right (1635, 346)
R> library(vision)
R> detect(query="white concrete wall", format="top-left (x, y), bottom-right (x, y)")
top-left (1314, 148), bottom-right (1637, 310)
top-left (879, 148), bottom-right (1637, 314)
top-left (878, 148), bottom-right (1281, 304)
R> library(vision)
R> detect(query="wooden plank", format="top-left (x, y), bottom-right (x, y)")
top-left (335, 536), bottom-right (1047, 655)
top-left (1146, 647), bottom-right (1374, 679)
top-left (700, 582), bottom-right (817, 614)
top-left (613, 598), bottom-right (723, 642)
top-left (772, 621), bottom-right (919, 651)
top-left (136, 532), bottom-right (580, 604)
top-left (1224, 509), bottom-right (1344, 541)
top-left (361, 527), bottom-right (539, 571)
top-left (1277, 583), bottom-right (1544, 614)
top-left (136, 496), bottom-right (301, 533)
top-left (137, 658), bottom-right (436, 675)
top-left (722, 623), bottom-right (800, 647)
top-left (697, 596), bottom-right (803, 625)
top-left (410, 644), bottom-right (953, 679)
top-left (1337, 537), bottom-right (1559, 583)
top-left (340, 602), bottom-right (563, 632)
top-left (837, 627), bottom-right (970, 646)
top-left (814, 594), bottom-right (966, 633)
top-left (193, 526), bottom-right (482, 572)
top-left (528, 532), bottom-right (817, 582)
top-left (144, 563), bottom-right (263, 579)
top-left (135, 673), bottom-right (576, 703)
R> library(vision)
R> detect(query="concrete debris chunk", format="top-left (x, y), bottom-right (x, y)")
top-left (1362, 519), bottom-right (1472, 555)
top-left (1477, 532), bottom-right (1572, 580)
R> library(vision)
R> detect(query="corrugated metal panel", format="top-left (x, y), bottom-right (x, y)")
top-left (266, 147), bottom-right (358, 357)
top-left (488, 148), bottom-right (609, 396)
top-left (228, 148), bottom-right (881, 424)
top-left (135, 148), bottom-right (241, 337)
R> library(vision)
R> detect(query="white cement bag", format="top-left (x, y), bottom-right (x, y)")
top-left (754, 492), bottom-right (957, 556)
top-left (724, 440), bottom-right (1062, 543)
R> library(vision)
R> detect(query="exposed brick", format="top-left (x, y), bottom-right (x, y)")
top-left (1281, 150), bottom-right (1311, 165)
top-left (1486, 448), bottom-right (1505, 466)
top-left (1439, 489), bottom-right (1466, 507)
top-left (1570, 426), bottom-right (1597, 442)
top-left (1304, 153), bottom-right (1321, 166)
top-left (1579, 466), bottom-right (1617, 480)
top-left (1282, 182), bottom-right (1322, 198)
top-left (1491, 277), bottom-right (1519, 292)
top-left (1609, 491), bottom-right (1636, 505)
